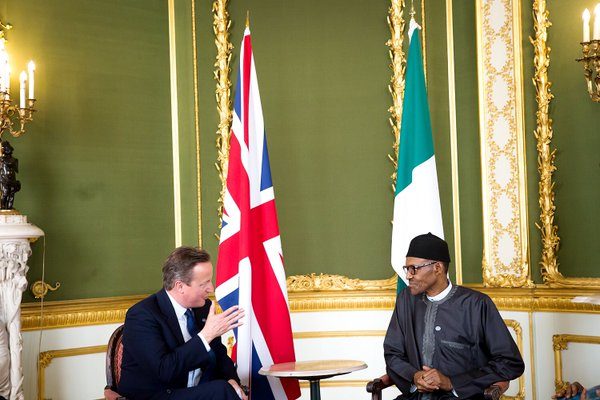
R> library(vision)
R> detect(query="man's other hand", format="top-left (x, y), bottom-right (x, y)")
top-left (200, 303), bottom-right (245, 343)
top-left (421, 366), bottom-right (453, 392)
top-left (553, 382), bottom-right (585, 399)
top-left (228, 379), bottom-right (248, 400)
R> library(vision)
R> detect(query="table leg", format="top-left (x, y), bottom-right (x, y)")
top-left (309, 379), bottom-right (321, 400)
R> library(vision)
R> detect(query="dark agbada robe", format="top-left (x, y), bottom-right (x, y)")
top-left (384, 285), bottom-right (524, 400)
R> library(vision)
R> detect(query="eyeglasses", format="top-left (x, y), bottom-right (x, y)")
top-left (402, 261), bottom-right (437, 275)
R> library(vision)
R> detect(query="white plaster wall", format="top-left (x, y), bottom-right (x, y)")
top-left (18, 310), bottom-right (600, 400)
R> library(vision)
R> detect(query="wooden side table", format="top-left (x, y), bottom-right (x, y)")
top-left (259, 359), bottom-right (367, 400)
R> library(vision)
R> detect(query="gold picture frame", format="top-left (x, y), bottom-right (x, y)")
top-left (531, 0), bottom-right (600, 288)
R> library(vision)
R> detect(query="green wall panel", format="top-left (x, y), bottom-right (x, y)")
top-left (198, 0), bottom-right (398, 280)
top-left (4, 0), bottom-right (175, 301)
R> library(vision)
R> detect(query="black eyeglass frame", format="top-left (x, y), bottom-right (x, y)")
top-left (402, 260), bottom-right (437, 275)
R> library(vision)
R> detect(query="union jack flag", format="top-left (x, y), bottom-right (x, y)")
top-left (215, 26), bottom-right (300, 400)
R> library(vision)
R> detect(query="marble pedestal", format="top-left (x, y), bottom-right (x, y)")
top-left (0, 213), bottom-right (43, 400)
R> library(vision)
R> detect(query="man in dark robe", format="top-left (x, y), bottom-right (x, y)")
top-left (384, 233), bottom-right (524, 400)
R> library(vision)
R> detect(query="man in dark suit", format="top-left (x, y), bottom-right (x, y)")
top-left (118, 247), bottom-right (247, 400)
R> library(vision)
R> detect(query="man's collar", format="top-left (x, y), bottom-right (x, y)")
top-left (426, 280), bottom-right (452, 302)
top-left (165, 290), bottom-right (188, 318)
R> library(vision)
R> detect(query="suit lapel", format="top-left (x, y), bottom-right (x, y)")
top-left (156, 289), bottom-right (185, 345)
top-left (194, 300), bottom-right (211, 332)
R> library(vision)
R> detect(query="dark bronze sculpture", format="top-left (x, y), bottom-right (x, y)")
top-left (0, 140), bottom-right (21, 210)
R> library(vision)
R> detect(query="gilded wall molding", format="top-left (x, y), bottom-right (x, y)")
top-left (386, 0), bottom-right (406, 189)
top-left (213, 0), bottom-right (233, 221)
top-left (20, 287), bottom-right (600, 331)
top-left (552, 334), bottom-right (600, 391)
top-left (531, 1), bottom-right (600, 289)
top-left (476, 0), bottom-right (531, 288)
top-left (503, 319), bottom-right (526, 400)
top-left (37, 345), bottom-right (107, 400)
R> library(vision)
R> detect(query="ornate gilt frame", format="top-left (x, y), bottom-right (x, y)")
top-left (532, 1), bottom-right (600, 288)
top-left (552, 334), bottom-right (600, 391)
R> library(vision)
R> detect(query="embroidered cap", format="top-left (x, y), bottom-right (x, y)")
top-left (406, 232), bottom-right (451, 263)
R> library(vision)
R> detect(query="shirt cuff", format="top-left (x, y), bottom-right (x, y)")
top-left (198, 333), bottom-right (211, 352)
top-left (452, 389), bottom-right (458, 397)
top-left (410, 384), bottom-right (417, 393)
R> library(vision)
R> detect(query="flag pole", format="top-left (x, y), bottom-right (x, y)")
top-left (246, 10), bottom-right (250, 28)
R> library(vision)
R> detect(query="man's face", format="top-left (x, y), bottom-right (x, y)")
top-left (405, 256), bottom-right (438, 296)
top-left (178, 262), bottom-right (214, 308)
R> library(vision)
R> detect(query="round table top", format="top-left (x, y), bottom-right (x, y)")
top-left (258, 359), bottom-right (367, 379)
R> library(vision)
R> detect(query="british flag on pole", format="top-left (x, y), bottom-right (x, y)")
top-left (215, 26), bottom-right (300, 400)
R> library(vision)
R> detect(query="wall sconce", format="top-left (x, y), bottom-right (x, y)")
top-left (578, 5), bottom-right (600, 102)
top-left (0, 20), bottom-right (37, 210)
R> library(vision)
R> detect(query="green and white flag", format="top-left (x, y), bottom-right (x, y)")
top-left (391, 26), bottom-right (444, 292)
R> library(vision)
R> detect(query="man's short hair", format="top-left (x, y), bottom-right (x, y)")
top-left (162, 247), bottom-right (211, 290)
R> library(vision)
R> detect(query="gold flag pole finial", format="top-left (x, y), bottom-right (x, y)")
top-left (246, 11), bottom-right (250, 28)
top-left (410, 0), bottom-right (416, 19)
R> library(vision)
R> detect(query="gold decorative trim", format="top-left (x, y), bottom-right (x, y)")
top-left (445, 0), bottom-right (463, 285)
top-left (38, 345), bottom-right (107, 400)
top-left (213, 0), bottom-right (233, 222)
top-left (503, 319), bottom-right (526, 400)
top-left (528, 312), bottom-right (537, 400)
top-left (552, 334), bottom-right (600, 391)
top-left (293, 330), bottom-right (385, 339)
top-left (286, 273), bottom-right (397, 292)
top-left (476, 0), bottom-right (531, 288)
top-left (20, 287), bottom-right (600, 330)
top-left (531, 2), bottom-right (600, 288)
top-left (191, 0), bottom-right (202, 246)
top-left (386, 0), bottom-right (406, 189)
top-left (168, 0), bottom-right (182, 246)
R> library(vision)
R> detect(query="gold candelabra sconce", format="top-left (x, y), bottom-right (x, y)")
top-left (577, 40), bottom-right (600, 102)
top-left (30, 280), bottom-right (61, 299)
top-left (0, 20), bottom-right (37, 140)
top-left (579, 6), bottom-right (600, 102)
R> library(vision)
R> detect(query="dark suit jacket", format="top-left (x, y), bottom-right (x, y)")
top-left (118, 290), bottom-right (239, 399)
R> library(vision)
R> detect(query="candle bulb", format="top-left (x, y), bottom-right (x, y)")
top-left (27, 61), bottom-right (35, 99)
top-left (594, 4), bottom-right (600, 40)
top-left (19, 71), bottom-right (26, 108)
top-left (584, 8), bottom-right (591, 42)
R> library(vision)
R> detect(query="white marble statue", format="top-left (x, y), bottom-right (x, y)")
top-left (0, 241), bottom-right (30, 400)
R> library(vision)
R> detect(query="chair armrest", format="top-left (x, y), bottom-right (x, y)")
top-left (366, 374), bottom-right (393, 393)
top-left (484, 381), bottom-right (509, 400)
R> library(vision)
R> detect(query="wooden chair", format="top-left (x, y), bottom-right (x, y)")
top-left (366, 374), bottom-right (509, 400)
top-left (104, 324), bottom-right (127, 400)
top-left (103, 324), bottom-right (249, 399)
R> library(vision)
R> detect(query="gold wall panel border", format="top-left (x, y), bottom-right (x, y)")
top-left (476, 0), bottom-right (531, 288)
top-left (531, 1), bottom-right (600, 289)
top-left (299, 380), bottom-right (368, 389)
top-left (294, 330), bottom-right (386, 339)
top-left (503, 319), bottom-right (526, 400)
top-left (20, 286), bottom-right (600, 331)
top-left (38, 344), bottom-right (107, 400)
top-left (552, 334), bottom-right (600, 391)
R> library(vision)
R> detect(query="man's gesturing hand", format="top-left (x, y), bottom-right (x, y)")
top-left (200, 303), bottom-right (245, 343)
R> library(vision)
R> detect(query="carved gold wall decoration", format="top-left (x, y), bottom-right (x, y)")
top-left (37, 345), bottom-right (107, 400)
top-left (476, 0), bottom-right (531, 288)
top-left (213, 0), bottom-right (233, 221)
top-left (531, 1), bottom-right (600, 289)
top-left (552, 334), bottom-right (600, 391)
top-left (19, 287), bottom-right (600, 331)
top-left (386, 0), bottom-right (406, 189)
top-left (286, 273), bottom-right (397, 292)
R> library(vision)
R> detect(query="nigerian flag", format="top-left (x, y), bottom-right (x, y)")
top-left (391, 27), bottom-right (444, 292)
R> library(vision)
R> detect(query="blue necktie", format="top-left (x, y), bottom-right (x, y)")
top-left (184, 309), bottom-right (199, 337)
top-left (185, 309), bottom-right (214, 382)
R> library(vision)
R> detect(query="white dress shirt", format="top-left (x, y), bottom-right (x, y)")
top-left (166, 292), bottom-right (211, 387)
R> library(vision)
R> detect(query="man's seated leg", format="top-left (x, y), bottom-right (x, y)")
top-left (151, 380), bottom-right (240, 400)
